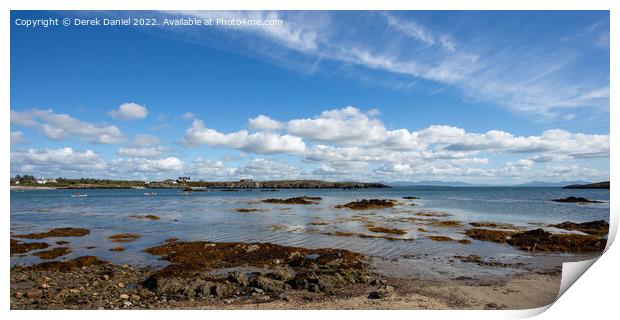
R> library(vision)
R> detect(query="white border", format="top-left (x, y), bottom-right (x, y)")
top-left (2, 1), bottom-right (617, 319)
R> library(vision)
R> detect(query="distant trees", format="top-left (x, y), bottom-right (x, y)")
top-left (13, 174), bottom-right (36, 183)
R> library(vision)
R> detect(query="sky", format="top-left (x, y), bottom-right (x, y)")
top-left (10, 10), bottom-right (610, 184)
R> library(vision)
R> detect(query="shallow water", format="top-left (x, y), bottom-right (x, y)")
top-left (10, 187), bottom-right (609, 280)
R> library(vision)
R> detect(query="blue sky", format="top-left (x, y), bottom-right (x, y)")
top-left (10, 10), bottom-right (610, 183)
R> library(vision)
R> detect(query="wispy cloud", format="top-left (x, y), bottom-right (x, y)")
top-left (154, 11), bottom-right (608, 120)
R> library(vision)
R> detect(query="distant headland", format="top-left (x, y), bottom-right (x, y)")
top-left (562, 181), bottom-right (610, 189)
top-left (10, 175), bottom-right (389, 190)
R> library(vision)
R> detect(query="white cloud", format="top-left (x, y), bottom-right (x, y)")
top-left (384, 13), bottom-right (434, 46)
top-left (168, 11), bottom-right (319, 53)
top-left (183, 119), bottom-right (306, 154)
top-left (10, 109), bottom-right (124, 144)
top-left (111, 157), bottom-right (184, 173)
top-left (440, 34), bottom-right (456, 51)
top-left (188, 158), bottom-right (236, 179)
top-left (11, 147), bottom-right (107, 174)
top-left (236, 158), bottom-right (302, 180)
top-left (117, 146), bottom-right (166, 158)
top-left (249, 115), bottom-right (283, 131)
top-left (133, 134), bottom-right (161, 146)
top-left (10, 131), bottom-right (25, 144)
top-left (287, 106), bottom-right (391, 146)
top-left (161, 11), bottom-right (608, 120)
top-left (109, 103), bottom-right (148, 120)
top-left (181, 112), bottom-right (196, 120)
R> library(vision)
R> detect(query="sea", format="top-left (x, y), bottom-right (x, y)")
top-left (10, 187), bottom-right (610, 280)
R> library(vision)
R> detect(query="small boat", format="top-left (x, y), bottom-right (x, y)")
top-left (182, 191), bottom-right (191, 196)
top-left (144, 192), bottom-right (157, 196)
top-left (71, 192), bottom-right (87, 198)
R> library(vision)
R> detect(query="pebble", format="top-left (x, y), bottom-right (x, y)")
top-left (103, 275), bottom-right (110, 280)
top-left (117, 283), bottom-right (125, 288)
top-left (119, 293), bottom-right (130, 299)
top-left (123, 301), bottom-right (132, 307)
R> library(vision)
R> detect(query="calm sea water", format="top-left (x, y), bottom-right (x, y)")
top-left (10, 187), bottom-right (609, 280)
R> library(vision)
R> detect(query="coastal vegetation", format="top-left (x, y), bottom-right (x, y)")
top-left (10, 175), bottom-right (388, 190)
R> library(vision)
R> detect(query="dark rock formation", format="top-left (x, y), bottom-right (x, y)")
top-left (550, 220), bottom-right (609, 235)
top-left (335, 199), bottom-right (397, 210)
top-left (551, 196), bottom-right (602, 203)
top-left (13, 228), bottom-right (90, 239)
top-left (262, 197), bottom-right (321, 205)
top-left (563, 181), bottom-right (609, 189)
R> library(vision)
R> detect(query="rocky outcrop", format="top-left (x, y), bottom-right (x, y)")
top-left (550, 220), bottom-right (609, 235)
top-left (563, 181), bottom-right (609, 189)
top-left (464, 227), bottom-right (606, 253)
top-left (335, 199), bottom-right (397, 210)
top-left (141, 241), bottom-right (372, 297)
top-left (10, 239), bottom-right (49, 255)
top-left (262, 197), bottom-right (321, 205)
top-left (13, 228), bottom-right (90, 239)
top-left (551, 196), bottom-right (602, 203)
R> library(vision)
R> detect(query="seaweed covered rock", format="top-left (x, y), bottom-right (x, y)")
top-left (335, 199), bottom-right (397, 210)
top-left (13, 228), bottom-right (90, 239)
top-left (10, 239), bottom-right (49, 255)
top-left (551, 196), bottom-right (601, 203)
top-left (465, 228), bottom-right (606, 253)
top-left (13, 256), bottom-right (106, 272)
top-left (262, 197), bottom-right (321, 204)
top-left (464, 229), bottom-right (515, 243)
top-left (142, 241), bottom-right (370, 297)
top-left (506, 229), bottom-right (606, 253)
top-left (550, 220), bottom-right (609, 235)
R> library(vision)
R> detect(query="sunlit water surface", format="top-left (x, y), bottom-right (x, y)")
top-left (10, 187), bottom-right (609, 280)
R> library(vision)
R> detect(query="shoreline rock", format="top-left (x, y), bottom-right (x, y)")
top-left (335, 199), bottom-right (397, 210)
top-left (551, 196), bottom-right (602, 203)
top-left (464, 227), bottom-right (606, 253)
top-left (262, 197), bottom-right (321, 205)
top-left (13, 228), bottom-right (90, 239)
top-left (550, 220), bottom-right (609, 235)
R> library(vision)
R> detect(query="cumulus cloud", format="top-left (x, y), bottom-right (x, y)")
top-left (249, 115), bottom-right (283, 131)
top-left (287, 106), bottom-right (391, 146)
top-left (110, 157), bottom-right (184, 173)
top-left (183, 119), bottom-right (306, 154)
top-left (236, 158), bottom-right (301, 180)
top-left (133, 134), bottom-right (161, 147)
top-left (117, 146), bottom-right (166, 158)
top-left (11, 147), bottom-right (107, 174)
top-left (109, 103), bottom-right (148, 120)
top-left (10, 109), bottom-right (124, 144)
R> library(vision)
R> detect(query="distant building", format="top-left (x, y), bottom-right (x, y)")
top-left (177, 176), bottom-right (191, 183)
top-left (36, 178), bottom-right (56, 184)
